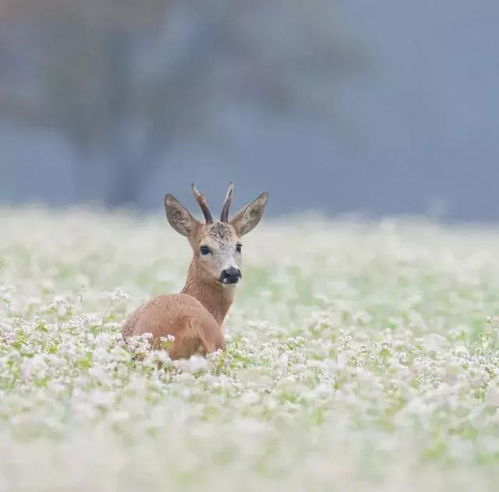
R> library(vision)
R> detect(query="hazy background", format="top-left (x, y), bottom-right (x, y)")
top-left (0, 0), bottom-right (497, 221)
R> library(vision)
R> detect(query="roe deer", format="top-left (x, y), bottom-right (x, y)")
top-left (122, 183), bottom-right (268, 360)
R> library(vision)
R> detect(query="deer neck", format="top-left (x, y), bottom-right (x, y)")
top-left (181, 259), bottom-right (235, 325)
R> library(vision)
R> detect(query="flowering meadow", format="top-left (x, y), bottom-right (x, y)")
top-left (0, 208), bottom-right (498, 491)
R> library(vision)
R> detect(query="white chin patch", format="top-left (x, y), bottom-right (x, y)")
top-left (221, 279), bottom-right (239, 287)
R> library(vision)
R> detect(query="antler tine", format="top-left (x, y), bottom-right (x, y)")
top-left (191, 183), bottom-right (214, 224)
top-left (220, 182), bottom-right (234, 222)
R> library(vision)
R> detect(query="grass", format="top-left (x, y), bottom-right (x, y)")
top-left (0, 208), bottom-right (499, 491)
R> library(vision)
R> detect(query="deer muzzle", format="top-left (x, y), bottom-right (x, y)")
top-left (219, 267), bottom-right (242, 285)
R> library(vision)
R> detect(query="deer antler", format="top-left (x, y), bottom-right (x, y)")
top-left (192, 184), bottom-right (213, 224)
top-left (220, 182), bottom-right (234, 222)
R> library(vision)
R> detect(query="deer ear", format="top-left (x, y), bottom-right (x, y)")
top-left (164, 194), bottom-right (199, 237)
top-left (230, 192), bottom-right (268, 236)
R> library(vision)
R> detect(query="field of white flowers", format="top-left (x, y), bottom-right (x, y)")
top-left (0, 208), bottom-right (499, 491)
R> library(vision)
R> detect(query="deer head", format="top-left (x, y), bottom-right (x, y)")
top-left (164, 183), bottom-right (268, 287)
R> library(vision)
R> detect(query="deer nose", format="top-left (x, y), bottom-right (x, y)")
top-left (220, 267), bottom-right (242, 285)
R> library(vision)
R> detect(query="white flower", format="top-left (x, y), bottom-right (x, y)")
top-left (21, 355), bottom-right (48, 381)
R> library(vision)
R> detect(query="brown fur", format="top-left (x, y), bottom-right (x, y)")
top-left (122, 184), bottom-right (267, 360)
top-left (122, 293), bottom-right (224, 359)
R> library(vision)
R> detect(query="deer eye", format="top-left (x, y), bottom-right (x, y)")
top-left (200, 245), bottom-right (212, 256)
top-left (236, 243), bottom-right (242, 253)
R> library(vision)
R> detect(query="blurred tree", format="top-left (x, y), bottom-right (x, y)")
top-left (0, 0), bottom-right (365, 206)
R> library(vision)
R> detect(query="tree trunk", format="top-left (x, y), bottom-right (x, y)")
top-left (72, 28), bottom-right (168, 208)
top-left (105, 155), bottom-right (142, 208)
top-left (104, 141), bottom-right (167, 208)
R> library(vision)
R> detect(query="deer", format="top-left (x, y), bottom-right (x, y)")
top-left (122, 183), bottom-right (268, 360)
